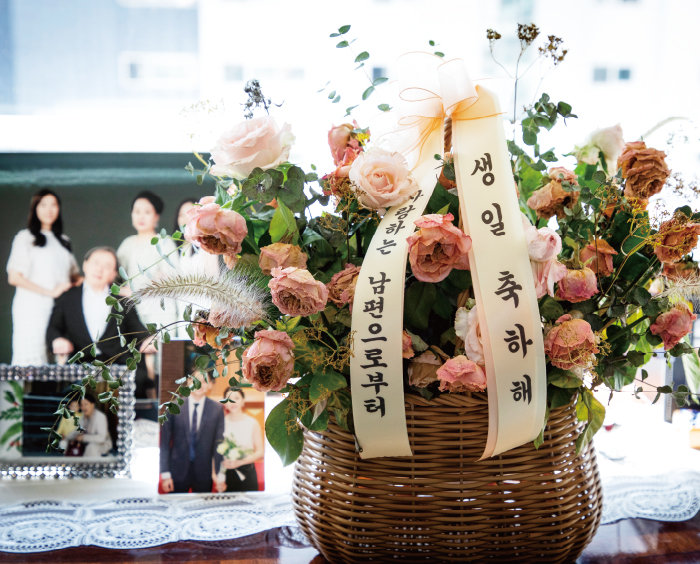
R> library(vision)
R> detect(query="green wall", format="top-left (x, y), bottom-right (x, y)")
top-left (0, 152), bottom-right (214, 364)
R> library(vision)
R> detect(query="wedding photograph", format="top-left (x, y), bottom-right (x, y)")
top-left (158, 340), bottom-right (266, 494)
top-left (0, 0), bottom-right (699, 561)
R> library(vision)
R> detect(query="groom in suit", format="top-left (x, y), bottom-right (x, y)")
top-left (46, 246), bottom-right (153, 363)
top-left (159, 373), bottom-right (225, 493)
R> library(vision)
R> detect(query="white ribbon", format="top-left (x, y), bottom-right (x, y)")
top-left (351, 55), bottom-right (546, 459)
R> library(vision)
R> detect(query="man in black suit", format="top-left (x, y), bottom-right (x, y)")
top-left (159, 373), bottom-right (225, 493)
top-left (46, 246), bottom-right (153, 364)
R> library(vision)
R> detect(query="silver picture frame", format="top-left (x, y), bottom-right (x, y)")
top-left (0, 364), bottom-right (134, 479)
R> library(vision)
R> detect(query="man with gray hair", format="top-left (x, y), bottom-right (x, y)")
top-left (47, 246), bottom-right (154, 364)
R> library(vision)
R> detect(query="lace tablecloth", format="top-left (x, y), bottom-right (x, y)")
top-left (0, 404), bottom-right (698, 553)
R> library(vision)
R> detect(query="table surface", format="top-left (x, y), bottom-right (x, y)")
top-left (0, 515), bottom-right (699, 564)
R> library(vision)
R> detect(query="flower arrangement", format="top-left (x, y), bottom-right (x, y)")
top-left (52, 24), bottom-right (700, 464)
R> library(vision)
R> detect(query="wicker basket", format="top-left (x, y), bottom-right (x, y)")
top-left (292, 392), bottom-right (602, 563)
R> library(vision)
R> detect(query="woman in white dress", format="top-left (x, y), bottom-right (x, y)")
top-left (117, 191), bottom-right (178, 394)
top-left (68, 393), bottom-right (113, 457)
top-left (215, 388), bottom-right (264, 492)
top-left (6, 189), bottom-right (79, 365)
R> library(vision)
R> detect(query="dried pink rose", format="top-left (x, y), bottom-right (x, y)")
top-left (210, 116), bottom-right (294, 179)
top-left (258, 242), bottom-right (308, 275)
top-left (184, 196), bottom-right (248, 261)
top-left (580, 239), bottom-right (618, 278)
top-left (521, 217), bottom-right (567, 298)
top-left (402, 331), bottom-right (415, 360)
top-left (269, 267), bottom-right (328, 316)
top-left (407, 213), bottom-right (472, 283)
top-left (618, 140), bottom-right (670, 200)
top-left (526, 167), bottom-right (580, 220)
top-left (328, 123), bottom-right (363, 167)
top-left (650, 302), bottom-right (697, 350)
top-left (407, 351), bottom-right (442, 388)
top-left (532, 259), bottom-right (568, 299)
top-left (326, 263), bottom-right (361, 308)
top-left (436, 355), bottom-right (487, 393)
top-left (348, 147), bottom-right (418, 210)
top-left (241, 329), bottom-right (295, 392)
top-left (654, 214), bottom-right (700, 264)
top-left (556, 267), bottom-right (599, 303)
top-left (544, 315), bottom-right (599, 370)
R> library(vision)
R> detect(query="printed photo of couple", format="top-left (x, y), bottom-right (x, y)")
top-left (0, 380), bottom-right (118, 462)
top-left (158, 340), bottom-right (265, 494)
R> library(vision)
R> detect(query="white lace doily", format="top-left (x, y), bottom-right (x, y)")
top-left (0, 403), bottom-right (698, 553)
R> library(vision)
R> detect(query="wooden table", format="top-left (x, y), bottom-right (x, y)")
top-left (1, 514), bottom-right (698, 563)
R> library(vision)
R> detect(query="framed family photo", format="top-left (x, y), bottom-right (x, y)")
top-left (159, 340), bottom-right (266, 494)
top-left (0, 364), bottom-right (134, 479)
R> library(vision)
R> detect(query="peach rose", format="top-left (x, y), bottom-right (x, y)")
top-left (454, 306), bottom-right (485, 366)
top-left (436, 355), bottom-right (487, 393)
top-left (407, 350), bottom-right (442, 388)
top-left (654, 214), bottom-right (700, 264)
top-left (402, 330), bottom-right (415, 359)
top-left (269, 267), bottom-right (328, 316)
top-left (526, 167), bottom-right (580, 220)
top-left (556, 267), bottom-right (599, 303)
top-left (407, 213), bottom-right (472, 283)
top-left (241, 329), bottom-right (295, 392)
top-left (348, 147), bottom-right (418, 210)
top-left (210, 116), bottom-right (294, 179)
top-left (326, 263), bottom-right (361, 308)
top-left (650, 302), bottom-right (697, 350)
top-left (544, 315), bottom-right (599, 370)
top-left (184, 196), bottom-right (248, 260)
top-left (618, 141), bottom-right (670, 200)
top-left (258, 242), bottom-right (308, 275)
top-left (580, 239), bottom-right (618, 278)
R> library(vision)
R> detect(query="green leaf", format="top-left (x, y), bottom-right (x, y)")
top-left (626, 350), bottom-right (647, 367)
top-left (0, 421), bottom-right (22, 447)
top-left (404, 282), bottom-right (437, 331)
top-left (338, 24), bottom-right (351, 34)
top-left (269, 200), bottom-right (300, 244)
top-left (361, 86), bottom-right (375, 100)
top-left (547, 368), bottom-right (582, 388)
top-left (574, 389), bottom-right (606, 453)
top-left (307, 409), bottom-right (329, 431)
top-left (265, 398), bottom-right (304, 466)
top-left (372, 77), bottom-right (388, 86)
top-left (355, 51), bottom-right (369, 63)
top-left (309, 369), bottom-right (347, 403)
top-left (377, 103), bottom-right (391, 112)
top-left (539, 296), bottom-right (564, 322)
top-left (336, 40), bottom-right (349, 48)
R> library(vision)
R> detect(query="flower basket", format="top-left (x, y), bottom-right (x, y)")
top-left (292, 392), bottom-right (602, 563)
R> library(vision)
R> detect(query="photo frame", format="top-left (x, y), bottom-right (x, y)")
top-left (159, 340), bottom-right (267, 494)
top-left (0, 364), bottom-right (134, 479)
